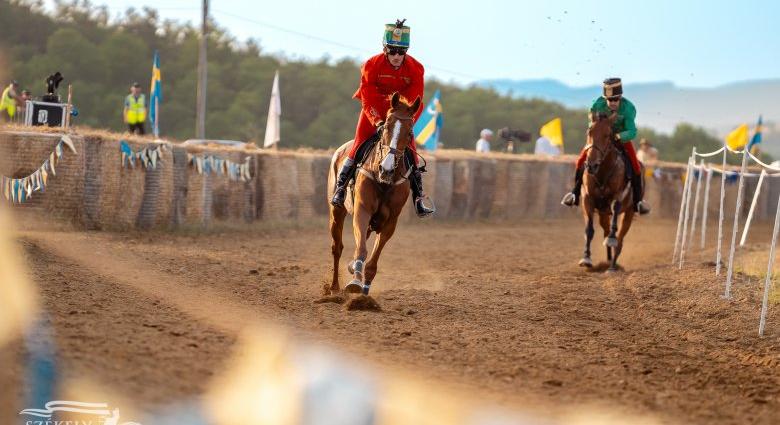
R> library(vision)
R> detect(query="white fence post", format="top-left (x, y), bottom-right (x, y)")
top-left (716, 147), bottom-right (727, 276)
top-left (724, 148), bottom-right (749, 299)
top-left (688, 159), bottom-right (705, 251)
top-left (680, 151), bottom-right (698, 269)
top-left (701, 166), bottom-right (713, 249)
top-left (674, 155), bottom-right (695, 265)
top-left (740, 169), bottom-right (766, 246)
top-left (759, 193), bottom-right (780, 336)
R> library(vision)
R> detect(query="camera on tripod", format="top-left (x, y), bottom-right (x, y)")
top-left (42, 72), bottom-right (64, 103)
top-left (497, 127), bottom-right (531, 153)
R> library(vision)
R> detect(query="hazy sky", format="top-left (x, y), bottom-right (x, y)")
top-left (54, 0), bottom-right (780, 87)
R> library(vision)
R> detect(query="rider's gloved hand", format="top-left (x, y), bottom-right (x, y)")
top-left (376, 121), bottom-right (385, 134)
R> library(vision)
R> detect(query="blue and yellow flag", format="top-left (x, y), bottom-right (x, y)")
top-left (149, 50), bottom-right (162, 137)
top-left (413, 89), bottom-right (443, 151)
top-left (748, 115), bottom-right (763, 153)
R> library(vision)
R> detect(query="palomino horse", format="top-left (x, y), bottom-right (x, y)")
top-left (327, 92), bottom-right (421, 295)
top-left (579, 112), bottom-right (639, 272)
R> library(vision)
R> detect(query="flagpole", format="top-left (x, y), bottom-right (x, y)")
top-left (195, 0), bottom-right (209, 139)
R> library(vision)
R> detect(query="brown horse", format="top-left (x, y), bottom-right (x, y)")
top-left (327, 92), bottom-right (421, 295)
top-left (579, 112), bottom-right (638, 272)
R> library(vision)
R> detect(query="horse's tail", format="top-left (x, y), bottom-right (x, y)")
top-left (327, 141), bottom-right (353, 203)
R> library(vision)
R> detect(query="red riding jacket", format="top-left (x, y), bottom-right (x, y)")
top-left (349, 53), bottom-right (425, 161)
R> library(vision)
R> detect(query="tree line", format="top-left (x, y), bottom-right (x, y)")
top-left (1, 0), bottom-right (745, 162)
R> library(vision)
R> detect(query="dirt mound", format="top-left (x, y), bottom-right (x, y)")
top-left (344, 294), bottom-right (381, 311)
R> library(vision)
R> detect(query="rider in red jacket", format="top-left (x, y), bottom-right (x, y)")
top-left (331, 19), bottom-right (434, 217)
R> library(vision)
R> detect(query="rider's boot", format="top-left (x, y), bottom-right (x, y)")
top-left (561, 168), bottom-right (584, 207)
top-left (632, 173), bottom-right (651, 215)
top-left (330, 158), bottom-right (356, 207)
top-left (409, 167), bottom-right (435, 218)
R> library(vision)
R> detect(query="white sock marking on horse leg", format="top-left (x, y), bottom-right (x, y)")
top-left (381, 121), bottom-right (402, 172)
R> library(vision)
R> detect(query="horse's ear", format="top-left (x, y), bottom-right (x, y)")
top-left (410, 96), bottom-right (421, 114)
top-left (391, 92), bottom-right (401, 109)
top-left (590, 111), bottom-right (599, 123)
top-left (608, 112), bottom-right (618, 124)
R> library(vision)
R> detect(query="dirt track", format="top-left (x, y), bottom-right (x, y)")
top-left (8, 216), bottom-right (780, 424)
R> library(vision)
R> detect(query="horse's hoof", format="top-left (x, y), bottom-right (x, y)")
top-left (605, 267), bottom-right (618, 274)
top-left (344, 280), bottom-right (363, 294)
top-left (579, 258), bottom-right (593, 268)
top-left (605, 238), bottom-right (618, 248)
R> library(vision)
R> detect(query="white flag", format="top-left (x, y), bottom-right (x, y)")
top-left (263, 70), bottom-right (281, 148)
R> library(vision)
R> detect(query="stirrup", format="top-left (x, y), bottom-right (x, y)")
top-left (414, 195), bottom-right (436, 218)
top-left (636, 200), bottom-right (651, 215)
top-left (561, 192), bottom-right (577, 207)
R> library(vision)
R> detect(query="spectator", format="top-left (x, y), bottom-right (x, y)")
top-left (637, 138), bottom-right (659, 163)
top-left (124, 82), bottom-right (146, 135)
top-left (534, 136), bottom-right (562, 156)
top-left (0, 80), bottom-right (21, 123)
top-left (476, 128), bottom-right (492, 153)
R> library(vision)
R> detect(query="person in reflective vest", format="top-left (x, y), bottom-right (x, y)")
top-left (0, 80), bottom-right (20, 123)
top-left (124, 82), bottom-right (146, 135)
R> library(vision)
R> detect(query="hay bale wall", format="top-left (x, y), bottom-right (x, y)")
top-left (2, 130), bottom-right (773, 229)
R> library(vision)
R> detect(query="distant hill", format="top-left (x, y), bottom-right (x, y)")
top-left (481, 79), bottom-right (780, 156)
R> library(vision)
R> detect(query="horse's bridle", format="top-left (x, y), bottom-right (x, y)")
top-left (584, 135), bottom-right (619, 189)
top-left (375, 112), bottom-right (414, 183)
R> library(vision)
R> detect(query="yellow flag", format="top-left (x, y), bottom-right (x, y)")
top-left (540, 118), bottom-right (563, 147)
top-left (726, 124), bottom-right (749, 150)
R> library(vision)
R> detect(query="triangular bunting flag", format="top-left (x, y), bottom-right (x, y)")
top-left (61, 134), bottom-right (77, 154)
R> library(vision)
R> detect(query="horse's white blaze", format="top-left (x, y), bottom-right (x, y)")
top-left (381, 121), bottom-right (402, 172)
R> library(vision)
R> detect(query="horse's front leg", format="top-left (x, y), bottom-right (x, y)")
top-left (345, 205), bottom-right (372, 294)
top-left (328, 205), bottom-right (347, 294)
top-left (363, 216), bottom-right (399, 295)
top-left (606, 200), bottom-right (622, 271)
top-left (579, 209), bottom-right (595, 268)
top-left (613, 211), bottom-right (635, 271)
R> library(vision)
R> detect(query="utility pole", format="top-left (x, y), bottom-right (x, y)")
top-left (195, 0), bottom-right (209, 139)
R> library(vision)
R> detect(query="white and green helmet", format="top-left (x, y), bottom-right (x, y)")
top-left (383, 19), bottom-right (410, 48)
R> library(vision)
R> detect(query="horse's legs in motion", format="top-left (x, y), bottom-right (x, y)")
top-left (362, 219), bottom-right (399, 295)
top-left (345, 208), bottom-right (372, 293)
top-left (580, 211), bottom-right (594, 267)
top-left (613, 211), bottom-right (635, 270)
top-left (607, 200), bottom-right (622, 271)
top-left (328, 206), bottom-right (346, 294)
top-left (598, 212), bottom-right (612, 262)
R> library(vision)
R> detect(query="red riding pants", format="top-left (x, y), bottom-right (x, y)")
top-left (348, 111), bottom-right (418, 165)
top-left (576, 140), bottom-right (641, 175)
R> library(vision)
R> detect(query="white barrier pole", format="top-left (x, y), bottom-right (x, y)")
top-left (688, 159), bottom-right (705, 251)
top-left (759, 193), bottom-right (780, 336)
top-left (701, 166), bottom-right (713, 249)
top-left (674, 156), bottom-right (694, 265)
top-left (724, 148), bottom-right (749, 299)
top-left (680, 153), bottom-right (697, 269)
top-left (673, 155), bottom-right (694, 263)
top-left (740, 169), bottom-right (766, 246)
top-left (716, 147), bottom-right (727, 276)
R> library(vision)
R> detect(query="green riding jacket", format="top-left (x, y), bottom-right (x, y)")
top-left (589, 96), bottom-right (637, 142)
